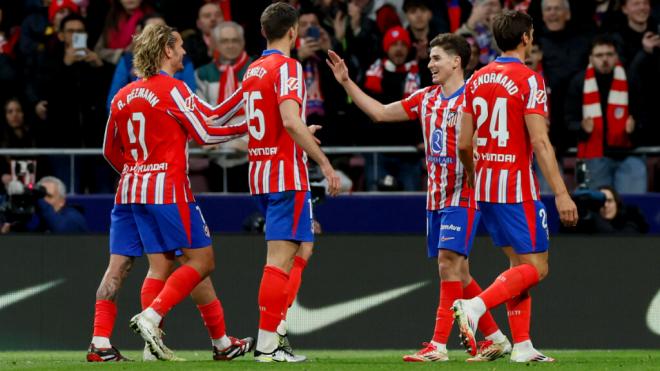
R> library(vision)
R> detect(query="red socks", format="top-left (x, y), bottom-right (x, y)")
top-left (479, 264), bottom-right (539, 309)
top-left (141, 277), bottom-right (165, 310)
top-left (258, 265), bottom-right (290, 332)
top-left (93, 300), bottom-right (117, 338)
top-left (286, 257), bottom-right (307, 309)
top-left (507, 291), bottom-right (532, 343)
top-left (463, 279), bottom-right (499, 337)
top-left (432, 281), bottom-right (462, 344)
top-left (150, 265), bottom-right (202, 317)
top-left (197, 299), bottom-right (227, 340)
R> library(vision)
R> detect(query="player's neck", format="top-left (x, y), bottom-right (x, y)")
top-left (266, 39), bottom-right (291, 57)
top-left (500, 48), bottom-right (526, 62)
top-left (440, 73), bottom-right (464, 97)
top-left (160, 63), bottom-right (177, 77)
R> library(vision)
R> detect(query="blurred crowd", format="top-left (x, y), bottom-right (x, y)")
top-left (0, 0), bottom-right (659, 194)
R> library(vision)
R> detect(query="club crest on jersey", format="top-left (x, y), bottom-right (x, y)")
top-left (183, 96), bottom-right (195, 112)
top-left (431, 129), bottom-right (444, 154)
top-left (287, 77), bottom-right (299, 91)
top-left (535, 90), bottom-right (547, 105)
top-left (446, 110), bottom-right (460, 127)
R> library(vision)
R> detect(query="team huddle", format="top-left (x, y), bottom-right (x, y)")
top-left (86, 2), bottom-right (577, 364)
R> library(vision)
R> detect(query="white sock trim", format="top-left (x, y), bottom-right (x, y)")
top-left (143, 307), bottom-right (162, 324)
top-left (91, 336), bottom-right (111, 349)
top-left (256, 329), bottom-right (278, 353)
top-left (431, 341), bottom-right (447, 352)
top-left (276, 320), bottom-right (287, 336)
top-left (485, 329), bottom-right (506, 343)
top-left (212, 335), bottom-right (231, 350)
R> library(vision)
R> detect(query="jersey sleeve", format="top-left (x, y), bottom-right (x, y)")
top-left (102, 106), bottom-right (125, 174)
top-left (274, 59), bottom-right (305, 106)
top-left (182, 82), bottom-right (244, 126)
top-left (400, 88), bottom-right (425, 120)
top-left (522, 72), bottom-right (549, 117)
top-left (462, 75), bottom-right (475, 117)
top-left (168, 82), bottom-right (248, 145)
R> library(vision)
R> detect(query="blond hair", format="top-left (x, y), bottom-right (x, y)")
top-left (133, 23), bottom-right (177, 78)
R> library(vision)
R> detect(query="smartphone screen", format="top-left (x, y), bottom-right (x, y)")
top-left (72, 32), bottom-right (87, 50)
top-left (306, 26), bottom-right (320, 40)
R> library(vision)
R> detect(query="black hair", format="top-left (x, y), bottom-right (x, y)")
top-left (260, 2), bottom-right (299, 42)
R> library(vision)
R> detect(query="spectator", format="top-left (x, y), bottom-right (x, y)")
top-left (0, 5), bottom-right (21, 106)
top-left (403, 0), bottom-right (438, 87)
top-left (26, 176), bottom-right (89, 233)
top-left (0, 98), bottom-right (37, 180)
top-left (455, 0), bottom-right (501, 66)
top-left (106, 13), bottom-right (196, 111)
top-left (1, 98), bottom-right (34, 149)
top-left (612, 0), bottom-right (658, 66)
top-left (94, 0), bottom-right (154, 65)
top-left (294, 7), bottom-right (351, 146)
top-left (38, 13), bottom-right (112, 193)
top-left (195, 21), bottom-right (252, 192)
top-left (459, 32), bottom-right (482, 76)
top-left (572, 186), bottom-right (649, 233)
top-left (565, 35), bottom-right (646, 194)
top-left (182, 2), bottom-right (223, 68)
top-left (628, 28), bottom-right (660, 145)
top-left (538, 0), bottom-right (592, 153)
top-left (332, 0), bottom-right (381, 76)
top-left (361, 26), bottom-right (423, 191)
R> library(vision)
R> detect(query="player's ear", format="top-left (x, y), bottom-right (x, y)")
top-left (261, 27), bottom-right (266, 39)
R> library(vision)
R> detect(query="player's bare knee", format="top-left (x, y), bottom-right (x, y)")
top-left (438, 252), bottom-right (462, 280)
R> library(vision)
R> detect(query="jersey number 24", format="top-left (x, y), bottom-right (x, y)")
top-left (473, 97), bottom-right (509, 147)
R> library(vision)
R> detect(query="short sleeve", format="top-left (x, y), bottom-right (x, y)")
top-left (400, 88), bottom-right (426, 120)
top-left (522, 72), bottom-right (549, 117)
top-left (275, 59), bottom-right (305, 106)
top-left (462, 75), bottom-right (475, 116)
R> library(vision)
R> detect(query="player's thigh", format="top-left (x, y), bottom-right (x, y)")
top-left (261, 191), bottom-right (314, 243)
top-left (141, 203), bottom-right (212, 253)
top-left (109, 204), bottom-right (144, 257)
top-left (105, 253), bottom-right (135, 278)
top-left (436, 207), bottom-right (480, 258)
top-left (481, 201), bottom-right (549, 255)
top-left (477, 202), bottom-right (511, 249)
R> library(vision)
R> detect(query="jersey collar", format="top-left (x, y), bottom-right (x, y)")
top-left (440, 84), bottom-right (465, 100)
top-left (495, 56), bottom-right (523, 64)
top-left (159, 70), bottom-right (170, 76)
top-left (262, 49), bottom-right (284, 57)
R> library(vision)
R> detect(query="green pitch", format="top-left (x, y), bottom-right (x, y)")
top-left (1, 350), bottom-right (659, 370)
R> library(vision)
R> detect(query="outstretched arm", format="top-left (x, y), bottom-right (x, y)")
top-left (326, 50), bottom-right (409, 122)
top-left (169, 84), bottom-right (247, 145)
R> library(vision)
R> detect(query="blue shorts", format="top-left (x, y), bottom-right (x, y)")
top-left (109, 203), bottom-right (212, 257)
top-left (426, 207), bottom-right (480, 258)
top-left (256, 191), bottom-right (314, 242)
top-left (478, 200), bottom-right (549, 254)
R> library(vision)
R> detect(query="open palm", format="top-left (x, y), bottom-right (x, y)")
top-left (326, 50), bottom-right (349, 83)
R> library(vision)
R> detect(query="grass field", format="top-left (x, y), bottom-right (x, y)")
top-left (1, 350), bottom-right (659, 370)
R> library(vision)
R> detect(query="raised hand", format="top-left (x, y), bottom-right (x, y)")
top-left (326, 50), bottom-right (349, 84)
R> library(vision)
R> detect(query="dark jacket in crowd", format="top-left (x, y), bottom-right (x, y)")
top-left (538, 25), bottom-right (592, 152)
top-left (574, 206), bottom-right (649, 234)
top-left (611, 17), bottom-right (659, 67)
top-left (182, 30), bottom-right (212, 68)
top-left (628, 48), bottom-right (660, 145)
top-left (25, 198), bottom-right (89, 234)
top-left (37, 46), bottom-right (110, 148)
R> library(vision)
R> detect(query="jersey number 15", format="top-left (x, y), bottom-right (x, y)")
top-left (244, 92), bottom-right (265, 140)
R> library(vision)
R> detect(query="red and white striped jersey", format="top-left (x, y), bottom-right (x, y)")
top-left (241, 50), bottom-right (309, 195)
top-left (402, 85), bottom-right (476, 211)
top-left (103, 72), bottom-right (246, 204)
top-left (463, 57), bottom-right (548, 204)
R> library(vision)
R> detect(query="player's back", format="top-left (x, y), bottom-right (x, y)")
top-left (241, 51), bottom-right (309, 195)
top-left (464, 57), bottom-right (548, 203)
top-left (109, 74), bottom-right (194, 204)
